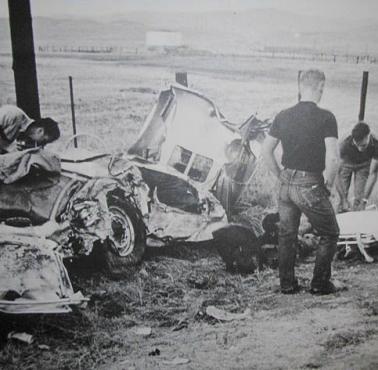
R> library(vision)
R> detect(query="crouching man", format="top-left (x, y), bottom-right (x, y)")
top-left (0, 104), bottom-right (60, 153)
top-left (262, 69), bottom-right (340, 295)
top-left (336, 122), bottom-right (378, 211)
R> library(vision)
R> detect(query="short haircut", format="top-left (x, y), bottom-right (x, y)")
top-left (352, 122), bottom-right (370, 142)
top-left (299, 69), bottom-right (325, 89)
top-left (32, 117), bottom-right (60, 142)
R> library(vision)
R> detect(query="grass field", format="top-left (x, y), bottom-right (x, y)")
top-left (2, 52), bottom-right (378, 143)
top-left (2, 50), bottom-right (378, 205)
top-left (1, 52), bottom-right (378, 369)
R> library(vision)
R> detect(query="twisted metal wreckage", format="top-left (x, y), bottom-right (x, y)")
top-left (0, 85), bottom-right (269, 314)
top-left (1, 85), bottom-right (377, 314)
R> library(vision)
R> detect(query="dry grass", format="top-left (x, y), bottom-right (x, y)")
top-left (0, 252), bottom-right (276, 369)
top-left (1, 250), bottom-right (375, 369)
top-left (1, 246), bottom-right (378, 369)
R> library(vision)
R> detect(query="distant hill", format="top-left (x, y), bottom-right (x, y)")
top-left (0, 9), bottom-right (377, 55)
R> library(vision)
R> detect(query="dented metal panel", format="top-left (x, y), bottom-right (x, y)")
top-left (0, 236), bottom-right (87, 314)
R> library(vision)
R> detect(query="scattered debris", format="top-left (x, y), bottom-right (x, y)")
top-left (89, 291), bottom-right (130, 318)
top-left (148, 348), bottom-right (161, 356)
top-left (304, 362), bottom-right (322, 369)
top-left (38, 344), bottom-right (50, 351)
top-left (186, 273), bottom-right (217, 289)
top-left (332, 279), bottom-right (348, 292)
top-left (133, 326), bottom-right (152, 336)
top-left (205, 306), bottom-right (251, 322)
top-left (7, 331), bottom-right (34, 345)
top-left (361, 300), bottom-right (378, 316)
top-left (163, 357), bottom-right (190, 365)
top-left (323, 330), bottom-right (373, 351)
top-left (172, 319), bottom-right (189, 332)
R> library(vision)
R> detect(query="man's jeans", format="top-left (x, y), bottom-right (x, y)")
top-left (278, 169), bottom-right (340, 291)
top-left (337, 160), bottom-right (370, 211)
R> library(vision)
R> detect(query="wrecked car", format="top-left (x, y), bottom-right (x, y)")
top-left (125, 84), bottom-right (270, 271)
top-left (0, 85), bottom-right (269, 313)
top-left (0, 146), bottom-right (149, 313)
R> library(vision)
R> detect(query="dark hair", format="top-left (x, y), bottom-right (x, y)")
top-left (32, 117), bottom-right (60, 142)
top-left (352, 122), bottom-right (370, 142)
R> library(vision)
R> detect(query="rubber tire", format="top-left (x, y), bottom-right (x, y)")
top-left (213, 224), bottom-right (263, 274)
top-left (92, 196), bottom-right (146, 279)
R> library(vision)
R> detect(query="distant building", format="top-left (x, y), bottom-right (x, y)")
top-left (145, 31), bottom-right (183, 48)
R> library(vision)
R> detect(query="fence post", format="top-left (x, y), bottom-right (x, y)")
top-left (69, 76), bottom-right (78, 148)
top-left (358, 71), bottom-right (369, 122)
top-left (175, 72), bottom-right (188, 87)
top-left (297, 70), bottom-right (302, 102)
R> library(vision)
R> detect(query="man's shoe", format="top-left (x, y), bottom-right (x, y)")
top-left (310, 281), bottom-right (339, 295)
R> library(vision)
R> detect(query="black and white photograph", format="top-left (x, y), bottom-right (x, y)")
top-left (1, 0), bottom-right (378, 368)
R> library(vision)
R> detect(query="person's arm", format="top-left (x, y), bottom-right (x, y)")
top-left (262, 134), bottom-right (281, 178)
top-left (362, 158), bottom-right (378, 203)
top-left (324, 137), bottom-right (339, 191)
top-left (335, 169), bottom-right (350, 210)
top-left (335, 139), bottom-right (349, 208)
top-left (335, 170), bottom-right (344, 198)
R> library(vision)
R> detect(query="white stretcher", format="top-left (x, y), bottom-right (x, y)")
top-left (336, 210), bottom-right (378, 263)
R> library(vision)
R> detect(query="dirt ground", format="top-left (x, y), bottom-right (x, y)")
top-left (1, 246), bottom-right (378, 370)
top-left (98, 253), bottom-right (378, 370)
top-left (1, 52), bottom-right (378, 369)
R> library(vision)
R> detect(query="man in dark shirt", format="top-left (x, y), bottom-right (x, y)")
top-left (336, 122), bottom-right (378, 211)
top-left (262, 69), bottom-right (340, 295)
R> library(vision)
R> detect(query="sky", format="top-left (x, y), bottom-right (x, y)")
top-left (1, 0), bottom-right (378, 20)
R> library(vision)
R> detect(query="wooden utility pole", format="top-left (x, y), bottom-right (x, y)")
top-left (358, 71), bottom-right (369, 122)
top-left (8, 0), bottom-right (40, 119)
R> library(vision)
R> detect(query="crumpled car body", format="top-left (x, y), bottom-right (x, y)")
top-left (127, 84), bottom-right (269, 244)
top-left (0, 152), bottom-right (149, 314)
top-left (0, 85), bottom-right (269, 313)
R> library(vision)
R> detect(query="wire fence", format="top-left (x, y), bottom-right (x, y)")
top-left (34, 44), bottom-right (378, 65)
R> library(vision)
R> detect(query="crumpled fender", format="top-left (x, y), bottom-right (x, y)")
top-left (59, 178), bottom-right (122, 256)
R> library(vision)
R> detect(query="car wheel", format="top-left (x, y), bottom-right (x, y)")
top-left (92, 197), bottom-right (146, 279)
top-left (213, 225), bottom-right (263, 274)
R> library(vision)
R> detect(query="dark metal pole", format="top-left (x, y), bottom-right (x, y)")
top-left (69, 76), bottom-right (78, 148)
top-left (297, 70), bottom-right (302, 102)
top-left (175, 72), bottom-right (188, 87)
top-left (358, 71), bottom-right (369, 122)
top-left (8, 0), bottom-right (40, 119)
